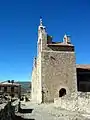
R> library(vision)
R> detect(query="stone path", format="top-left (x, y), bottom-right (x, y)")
top-left (15, 102), bottom-right (90, 120)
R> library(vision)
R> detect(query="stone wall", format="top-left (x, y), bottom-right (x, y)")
top-left (32, 44), bottom-right (77, 103)
top-left (54, 92), bottom-right (90, 113)
top-left (36, 55), bottom-right (42, 103)
top-left (41, 50), bottom-right (77, 102)
top-left (31, 62), bottom-right (37, 102)
top-left (31, 55), bottom-right (42, 103)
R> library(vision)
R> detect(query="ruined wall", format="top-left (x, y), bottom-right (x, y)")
top-left (41, 45), bottom-right (77, 103)
top-left (54, 92), bottom-right (90, 113)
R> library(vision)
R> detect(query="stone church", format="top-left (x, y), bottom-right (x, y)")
top-left (31, 19), bottom-right (90, 104)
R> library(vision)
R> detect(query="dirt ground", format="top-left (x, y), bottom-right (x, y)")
top-left (15, 101), bottom-right (90, 120)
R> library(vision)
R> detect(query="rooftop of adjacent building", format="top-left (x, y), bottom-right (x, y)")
top-left (0, 80), bottom-right (20, 86)
top-left (76, 64), bottom-right (90, 70)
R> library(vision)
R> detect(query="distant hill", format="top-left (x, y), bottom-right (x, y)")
top-left (17, 81), bottom-right (31, 94)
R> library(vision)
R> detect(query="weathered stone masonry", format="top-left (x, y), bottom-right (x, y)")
top-left (31, 19), bottom-right (77, 103)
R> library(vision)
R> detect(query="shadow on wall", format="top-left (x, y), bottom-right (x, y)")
top-left (77, 68), bottom-right (90, 92)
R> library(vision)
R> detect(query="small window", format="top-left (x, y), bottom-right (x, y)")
top-left (4, 87), bottom-right (7, 92)
top-left (11, 86), bottom-right (14, 92)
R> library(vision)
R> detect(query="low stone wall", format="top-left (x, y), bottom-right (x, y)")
top-left (0, 99), bottom-right (19, 120)
top-left (54, 92), bottom-right (90, 113)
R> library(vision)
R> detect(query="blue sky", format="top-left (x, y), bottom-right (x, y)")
top-left (0, 0), bottom-right (90, 81)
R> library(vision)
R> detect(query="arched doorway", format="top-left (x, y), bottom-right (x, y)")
top-left (59, 88), bottom-right (66, 97)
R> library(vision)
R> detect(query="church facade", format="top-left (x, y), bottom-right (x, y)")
top-left (31, 19), bottom-right (90, 103)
